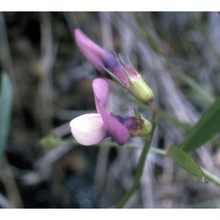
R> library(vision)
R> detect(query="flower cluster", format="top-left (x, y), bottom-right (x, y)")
top-left (70, 29), bottom-right (154, 146)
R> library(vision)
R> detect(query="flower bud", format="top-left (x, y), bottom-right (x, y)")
top-left (74, 28), bottom-right (114, 73)
top-left (74, 29), bottom-right (154, 105)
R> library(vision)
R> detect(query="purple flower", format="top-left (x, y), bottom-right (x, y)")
top-left (70, 78), bottom-right (130, 146)
top-left (74, 29), bottom-right (154, 104)
top-left (74, 29), bottom-right (136, 88)
top-left (70, 78), bottom-right (152, 146)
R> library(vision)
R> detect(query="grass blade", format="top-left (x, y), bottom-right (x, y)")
top-left (180, 97), bottom-right (220, 152)
top-left (0, 72), bottom-right (13, 160)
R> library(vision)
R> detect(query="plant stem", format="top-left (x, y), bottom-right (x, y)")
top-left (116, 138), bottom-right (152, 208)
top-left (116, 102), bottom-right (157, 208)
top-left (202, 168), bottom-right (220, 187)
top-left (150, 147), bottom-right (166, 156)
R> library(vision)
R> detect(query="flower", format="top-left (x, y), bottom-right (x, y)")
top-left (70, 78), bottom-right (129, 146)
top-left (74, 28), bottom-right (154, 104)
top-left (70, 78), bottom-right (152, 146)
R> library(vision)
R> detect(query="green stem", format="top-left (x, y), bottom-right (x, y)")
top-left (150, 147), bottom-right (166, 156)
top-left (202, 168), bottom-right (220, 187)
top-left (116, 138), bottom-right (152, 208)
top-left (116, 102), bottom-right (157, 208)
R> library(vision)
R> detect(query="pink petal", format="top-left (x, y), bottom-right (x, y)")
top-left (74, 29), bottom-right (114, 72)
top-left (95, 97), bottom-right (130, 145)
top-left (112, 65), bottom-right (130, 87)
top-left (92, 78), bottom-right (109, 105)
top-left (70, 113), bottom-right (106, 146)
top-left (92, 79), bottom-right (130, 145)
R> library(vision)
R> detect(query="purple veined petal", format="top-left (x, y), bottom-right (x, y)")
top-left (92, 78), bottom-right (109, 106)
top-left (74, 29), bottom-right (114, 72)
top-left (70, 113), bottom-right (106, 146)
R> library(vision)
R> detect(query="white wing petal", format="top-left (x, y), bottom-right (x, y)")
top-left (70, 113), bottom-right (106, 146)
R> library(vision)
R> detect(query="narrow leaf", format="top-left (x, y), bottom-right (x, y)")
top-left (167, 146), bottom-right (205, 182)
top-left (180, 97), bottom-right (220, 152)
top-left (0, 73), bottom-right (13, 160)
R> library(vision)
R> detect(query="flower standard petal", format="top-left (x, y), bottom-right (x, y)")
top-left (70, 113), bottom-right (106, 146)
top-left (92, 79), bottom-right (130, 145)
top-left (74, 28), bottom-right (114, 72)
top-left (92, 78), bottom-right (109, 105)
top-left (74, 29), bottom-right (130, 86)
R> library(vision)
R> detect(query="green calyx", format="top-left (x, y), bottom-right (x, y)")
top-left (130, 110), bottom-right (152, 137)
top-left (127, 73), bottom-right (154, 105)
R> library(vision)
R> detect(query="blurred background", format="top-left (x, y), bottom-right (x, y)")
top-left (1, 12), bottom-right (220, 208)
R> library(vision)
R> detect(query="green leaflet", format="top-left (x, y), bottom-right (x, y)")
top-left (167, 146), bottom-right (205, 182)
top-left (0, 73), bottom-right (13, 160)
top-left (39, 133), bottom-right (63, 149)
top-left (180, 97), bottom-right (220, 152)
